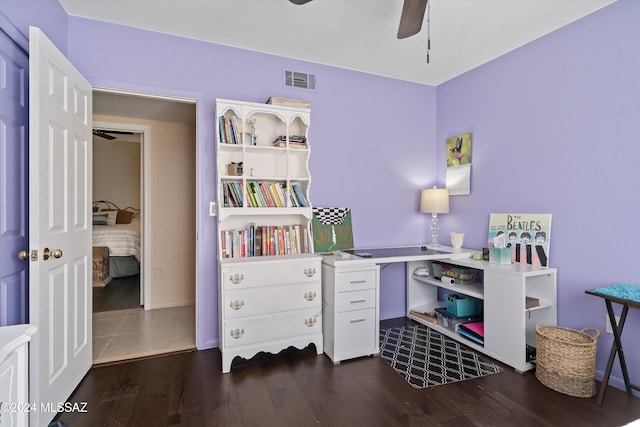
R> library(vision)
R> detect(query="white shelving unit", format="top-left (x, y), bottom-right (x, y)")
top-left (216, 98), bottom-right (322, 373)
top-left (406, 258), bottom-right (557, 372)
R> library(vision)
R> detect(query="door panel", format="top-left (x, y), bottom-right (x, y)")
top-left (29, 26), bottom-right (92, 427)
top-left (0, 23), bottom-right (29, 326)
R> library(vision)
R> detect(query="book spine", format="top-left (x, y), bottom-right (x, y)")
top-left (224, 117), bottom-right (231, 144)
top-left (255, 226), bottom-right (262, 256)
top-left (269, 183), bottom-right (283, 207)
top-left (259, 182), bottom-right (275, 207)
top-left (294, 224), bottom-right (301, 254)
top-left (220, 230), bottom-right (227, 258)
top-left (218, 116), bottom-right (226, 144)
top-left (231, 117), bottom-right (241, 145)
top-left (274, 182), bottom-right (287, 208)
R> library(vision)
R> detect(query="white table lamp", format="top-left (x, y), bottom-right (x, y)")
top-left (420, 187), bottom-right (449, 247)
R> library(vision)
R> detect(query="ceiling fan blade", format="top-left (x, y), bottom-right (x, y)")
top-left (289, 0), bottom-right (313, 4)
top-left (103, 130), bottom-right (134, 135)
top-left (397, 0), bottom-right (428, 39)
top-left (93, 130), bottom-right (116, 140)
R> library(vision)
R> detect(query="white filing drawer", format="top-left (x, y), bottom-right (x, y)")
top-left (335, 269), bottom-right (376, 292)
top-left (335, 308), bottom-right (377, 357)
top-left (322, 262), bottom-right (380, 363)
top-left (336, 288), bottom-right (376, 312)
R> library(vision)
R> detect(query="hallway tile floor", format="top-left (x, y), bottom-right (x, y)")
top-left (93, 304), bottom-right (195, 364)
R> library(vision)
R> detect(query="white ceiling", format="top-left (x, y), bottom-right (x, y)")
top-left (59, 0), bottom-right (615, 86)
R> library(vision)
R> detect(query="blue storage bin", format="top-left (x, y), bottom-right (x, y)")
top-left (445, 293), bottom-right (483, 317)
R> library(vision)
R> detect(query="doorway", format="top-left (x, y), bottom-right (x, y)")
top-left (91, 90), bottom-right (197, 364)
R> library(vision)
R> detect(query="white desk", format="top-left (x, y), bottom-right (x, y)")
top-left (320, 245), bottom-right (557, 371)
top-left (320, 246), bottom-right (473, 363)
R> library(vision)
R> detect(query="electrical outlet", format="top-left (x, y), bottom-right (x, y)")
top-left (605, 315), bottom-right (620, 334)
top-left (209, 201), bottom-right (217, 216)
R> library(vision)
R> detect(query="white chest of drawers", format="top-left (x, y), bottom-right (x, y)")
top-left (321, 262), bottom-right (380, 363)
top-left (219, 254), bottom-right (323, 372)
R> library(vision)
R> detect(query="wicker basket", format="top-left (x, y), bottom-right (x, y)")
top-left (535, 325), bottom-right (601, 398)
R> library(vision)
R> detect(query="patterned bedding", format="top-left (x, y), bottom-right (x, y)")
top-left (92, 219), bottom-right (141, 261)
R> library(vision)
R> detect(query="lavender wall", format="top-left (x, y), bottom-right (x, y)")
top-left (437, 0), bottom-right (640, 391)
top-left (65, 18), bottom-right (436, 346)
top-left (0, 0), bottom-right (68, 54)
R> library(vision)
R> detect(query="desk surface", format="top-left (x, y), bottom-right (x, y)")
top-left (321, 245), bottom-right (474, 267)
top-left (586, 284), bottom-right (640, 309)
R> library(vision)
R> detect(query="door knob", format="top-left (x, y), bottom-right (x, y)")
top-left (43, 248), bottom-right (63, 260)
top-left (18, 250), bottom-right (29, 260)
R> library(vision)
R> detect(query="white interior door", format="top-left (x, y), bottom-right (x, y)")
top-left (28, 26), bottom-right (92, 427)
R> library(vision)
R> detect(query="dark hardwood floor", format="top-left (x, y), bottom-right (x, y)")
top-left (93, 274), bottom-right (141, 313)
top-left (55, 318), bottom-right (640, 426)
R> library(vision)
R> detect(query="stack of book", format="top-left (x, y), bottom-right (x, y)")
top-left (526, 296), bottom-right (540, 309)
top-left (458, 322), bottom-right (485, 345)
top-left (273, 135), bottom-right (308, 149)
top-left (266, 97), bottom-right (311, 109)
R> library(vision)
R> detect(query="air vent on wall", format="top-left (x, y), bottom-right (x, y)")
top-left (284, 70), bottom-right (316, 90)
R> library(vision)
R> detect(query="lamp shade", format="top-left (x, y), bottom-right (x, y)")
top-left (420, 188), bottom-right (449, 214)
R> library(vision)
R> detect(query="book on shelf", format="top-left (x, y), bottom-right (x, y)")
top-left (459, 321), bottom-right (484, 338)
top-left (526, 296), bottom-right (540, 309)
top-left (410, 310), bottom-right (438, 324)
top-left (223, 181), bottom-right (243, 207)
top-left (291, 182), bottom-right (309, 207)
top-left (458, 328), bottom-right (484, 345)
top-left (218, 115), bottom-right (242, 144)
top-left (273, 135), bottom-right (308, 149)
top-left (259, 182), bottom-right (275, 207)
top-left (218, 116), bottom-right (226, 144)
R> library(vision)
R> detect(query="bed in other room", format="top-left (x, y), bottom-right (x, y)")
top-left (92, 201), bottom-right (141, 279)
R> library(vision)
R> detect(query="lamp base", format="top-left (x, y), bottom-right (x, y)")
top-left (430, 213), bottom-right (440, 248)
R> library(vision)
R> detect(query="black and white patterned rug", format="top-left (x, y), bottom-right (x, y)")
top-left (379, 324), bottom-right (503, 388)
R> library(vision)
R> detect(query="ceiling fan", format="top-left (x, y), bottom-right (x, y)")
top-left (92, 129), bottom-right (134, 140)
top-left (289, 0), bottom-right (428, 39)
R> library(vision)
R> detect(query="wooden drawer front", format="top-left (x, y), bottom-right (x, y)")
top-left (335, 308), bottom-right (376, 354)
top-left (222, 259), bottom-right (320, 290)
top-left (224, 283), bottom-right (321, 319)
top-left (335, 269), bottom-right (376, 292)
top-left (224, 308), bottom-right (321, 348)
top-left (335, 289), bottom-right (376, 313)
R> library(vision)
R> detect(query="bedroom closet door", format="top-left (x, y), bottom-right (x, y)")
top-left (0, 23), bottom-right (28, 326)
top-left (28, 26), bottom-right (93, 427)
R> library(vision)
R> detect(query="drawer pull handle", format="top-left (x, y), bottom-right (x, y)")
top-left (350, 280), bottom-right (366, 284)
top-left (230, 328), bottom-right (245, 339)
top-left (304, 267), bottom-right (316, 277)
top-left (350, 299), bottom-right (366, 304)
top-left (229, 300), bottom-right (244, 310)
top-left (304, 317), bottom-right (317, 327)
top-left (350, 318), bottom-right (366, 323)
top-left (229, 273), bottom-right (244, 284)
top-left (304, 291), bottom-right (317, 301)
